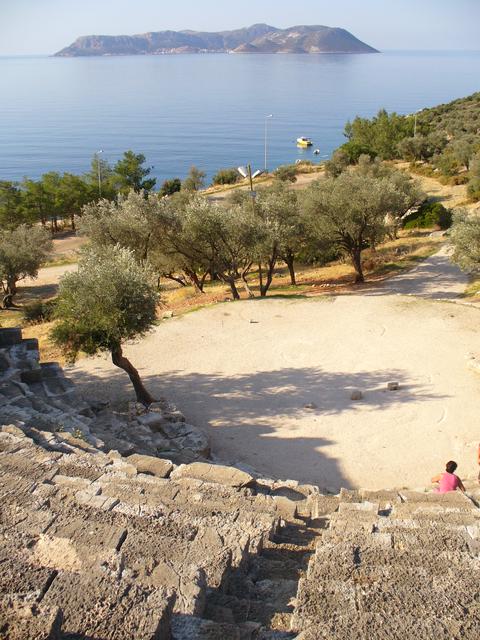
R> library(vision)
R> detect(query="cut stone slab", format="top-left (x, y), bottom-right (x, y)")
top-left (41, 571), bottom-right (175, 640)
top-left (171, 615), bottom-right (241, 640)
top-left (171, 462), bottom-right (255, 488)
top-left (350, 390), bottom-right (363, 401)
top-left (127, 453), bottom-right (173, 478)
top-left (0, 603), bottom-right (63, 640)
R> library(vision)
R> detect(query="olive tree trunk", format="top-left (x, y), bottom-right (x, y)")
top-left (111, 343), bottom-right (155, 407)
top-left (351, 248), bottom-right (365, 283)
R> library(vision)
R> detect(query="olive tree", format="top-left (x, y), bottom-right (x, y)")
top-left (80, 190), bottom-right (164, 265)
top-left (52, 246), bottom-right (158, 406)
top-left (183, 165), bottom-right (206, 192)
top-left (178, 198), bottom-right (262, 299)
top-left (302, 172), bottom-right (403, 283)
top-left (450, 210), bottom-right (480, 273)
top-left (254, 183), bottom-right (305, 291)
top-left (0, 225), bottom-right (53, 308)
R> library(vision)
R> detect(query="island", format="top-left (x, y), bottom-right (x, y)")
top-left (54, 23), bottom-right (379, 57)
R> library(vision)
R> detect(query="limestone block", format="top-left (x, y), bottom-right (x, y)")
top-left (127, 453), bottom-right (173, 478)
top-left (171, 615), bottom-right (241, 640)
top-left (171, 462), bottom-right (255, 488)
top-left (350, 389), bottom-right (363, 400)
top-left (120, 532), bottom-right (206, 616)
top-left (173, 430), bottom-right (210, 459)
top-left (162, 410), bottom-right (185, 423)
top-left (136, 411), bottom-right (171, 430)
top-left (158, 421), bottom-right (196, 439)
top-left (109, 459), bottom-right (138, 477)
top-left (0, 328), bottom-right (22, 346)
top-left (338, 501), bottom-right (379, 513)
top-left (0, 424), bottom-right (29, 439)
top-left (0, 603), bottom-right (63, 640)
top-left (75, 492), bottom-right (119, 511)
top-left (20, 368), bottom-right (43, 384)
top-left (271, 495), bottom-right (298, 521)
top-left (0, 557), bottom-right (58, 602)
top-left (53, 475), bottom-right (93, 491)
top-left (41, 571), bottom-right (175, 640)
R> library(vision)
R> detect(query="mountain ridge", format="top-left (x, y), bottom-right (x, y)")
top-left (54, 23), bottom-right (379, 56)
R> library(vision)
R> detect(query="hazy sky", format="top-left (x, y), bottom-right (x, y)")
top-left (1, 0), bottom-right (479, 55)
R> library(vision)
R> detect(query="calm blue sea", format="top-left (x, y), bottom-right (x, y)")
top-left (0, 51), bottom-right (479, 185)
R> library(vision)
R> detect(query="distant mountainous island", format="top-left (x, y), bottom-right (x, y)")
top-left (54, 24), bottom-right (379, 57)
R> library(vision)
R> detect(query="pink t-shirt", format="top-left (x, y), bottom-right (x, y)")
top-left (436, 472), bottom-right (460, 493)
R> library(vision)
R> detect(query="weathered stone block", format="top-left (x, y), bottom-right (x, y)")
top-left (171, 462), bottom-right (255, 488)
top-left (127, 453), bottom-right (173, 478)
top-left (0, 603), bottom-right (63, 640)
top-left (42, 571), bottom-right (175, 640)
top-left (350, 389), bottom-right (363, 401)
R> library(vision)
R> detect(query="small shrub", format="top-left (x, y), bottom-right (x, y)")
top-left (403, 201), bottom-right (452, 230)
top-left (160, 178), bottom-right (181, 197)
top-left (212, 168), bottom-right (239, 186)
top-left (23, 299), bottom-right (56, 324)
top-left (273, 165), bottom-right (298, 182)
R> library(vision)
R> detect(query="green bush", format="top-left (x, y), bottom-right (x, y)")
top-left (23, 299), bottom-right (56, 324)
top-left (339, 141), bottom-right (376, 163)
top-left (273, 165), bottom-right (298, 182)
top-left (403, 201), bottom-right (452, 230)
top-left (160, 178), bottom-right (181, 197)
top-left (212, 168), bottom-right (239, 186)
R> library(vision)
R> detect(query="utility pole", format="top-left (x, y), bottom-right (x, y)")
top-left (264, 114), bottom-right (273, 172)
top-left (96, 149), bottom-right (103, 197)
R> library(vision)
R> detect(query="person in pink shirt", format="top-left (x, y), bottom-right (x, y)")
top-left (431, 460), bottom-right (465, 493)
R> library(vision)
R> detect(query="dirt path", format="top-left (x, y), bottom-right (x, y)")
top-left (361, 245), bottom-right (469, 301)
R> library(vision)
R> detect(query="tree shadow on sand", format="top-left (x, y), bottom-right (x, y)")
top-left (69, 364), bottom-right (447, 489)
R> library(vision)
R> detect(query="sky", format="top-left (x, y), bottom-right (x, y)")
top-left (0, 0), bottom-right (479, 55)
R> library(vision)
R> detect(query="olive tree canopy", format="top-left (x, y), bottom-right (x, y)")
top-left (52, 245), bottom-right (158, 406)
top-left (0, 225), bottom-right (52, 308)
top-left (302, 171), bottom-right (405, 282)
top-left (450, 210), bottom-right (480, 273)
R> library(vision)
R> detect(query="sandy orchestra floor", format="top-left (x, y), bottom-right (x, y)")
top-left (69, 247), bottom-right (480, 491)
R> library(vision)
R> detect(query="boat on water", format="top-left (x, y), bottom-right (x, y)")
top-left (297, 136), bottom-right (313, 147)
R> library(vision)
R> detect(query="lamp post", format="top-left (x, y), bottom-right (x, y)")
top-left (413, 110), bottom-right (422, 138)
top-left (96, 149), bottom-right (103, 197)
top-left (264, 114), bottom-right (273, 172)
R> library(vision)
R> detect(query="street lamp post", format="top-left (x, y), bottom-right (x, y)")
top-left (413, 110), bottom-right (422, 138)
top-left (96, 149), bottom-right (103, 197)
top-left (264, 114), bottom-right (273, 173)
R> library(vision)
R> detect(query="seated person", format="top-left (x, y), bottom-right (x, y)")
top-left (431, 460), bottom-right (465, 493)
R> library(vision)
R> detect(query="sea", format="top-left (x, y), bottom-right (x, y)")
top-left (1, 50), bottom-right (479, 185)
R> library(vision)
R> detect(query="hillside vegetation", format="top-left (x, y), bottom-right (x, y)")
top-left (333, 92), bottom-right (480, 200)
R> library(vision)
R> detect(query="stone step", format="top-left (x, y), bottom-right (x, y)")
top-left (41, 570), bottom-right (174, 640)
top-left (0, 328), bottom-right (22, 346)
top-left (0, 602), bottom-right (63, 640)
top-left (171, 614), bottom-right (250, 640)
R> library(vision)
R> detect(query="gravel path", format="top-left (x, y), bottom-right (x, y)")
top-left (362, 245), bottom-right (469, 301)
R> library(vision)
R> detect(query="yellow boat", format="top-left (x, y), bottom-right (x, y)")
top-left (297, 136), bottom-right (313, 147)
